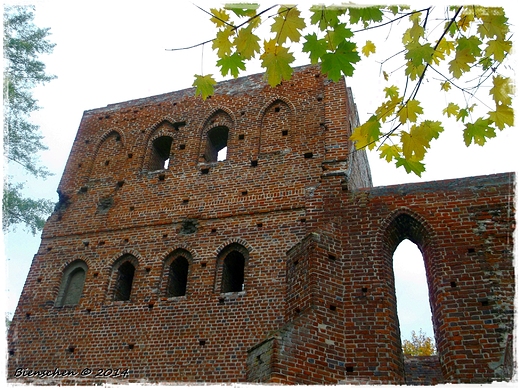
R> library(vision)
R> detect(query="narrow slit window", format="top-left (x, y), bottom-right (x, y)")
top-left (167, 256), bottom-right (189, 297)
top-left (149, 136), bottom-right (173, 170)
top-left (114, 261), bottom-right (135, 301)
top-left (205, 126), bottom-right (229, 162)
top-left (221, 251), bottom-right (245, 293)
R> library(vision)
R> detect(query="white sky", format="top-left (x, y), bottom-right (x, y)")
top-left (2, 0), bottom-right (518, 352)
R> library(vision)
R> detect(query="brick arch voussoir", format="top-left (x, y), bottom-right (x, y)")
top-left (214, 238), bottom-right (254, 257)
top-left (378, 207), bottom-right (436, 255)
top-left (200, 107), bottom-right (236, 137)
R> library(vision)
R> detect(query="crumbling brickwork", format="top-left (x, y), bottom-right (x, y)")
top-left (7, 65), bottom-right (515, 384)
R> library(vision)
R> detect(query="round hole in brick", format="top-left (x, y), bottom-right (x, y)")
top-left (199, 339), bottom-right (206, 346)
top-left (450, 281), bottom-right (457, 288)
top-left (362, 287), bottom-right (368, 293)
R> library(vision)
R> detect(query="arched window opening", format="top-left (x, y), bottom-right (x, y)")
top-left (114, 261), bottom-right (135, 301)
top-left (221, 250), bottom-right (245, 293)
top-left (149, 136), bottom-right (173, 170)
top-left (167, 256), bottom-right (189, 297)
top-left (205, 126), bottom-right (229, 162)
top-left (393, 239), bottom-right (436, 354)
top-left (56, 261), bottom-right (88, 307)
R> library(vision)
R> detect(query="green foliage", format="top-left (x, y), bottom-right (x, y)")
top-left (3, 5), bottom-right (55, 234)
top-left (402, 329), bottom-right (436, 356)
top-left (179, 3), bottom-right (514, 177)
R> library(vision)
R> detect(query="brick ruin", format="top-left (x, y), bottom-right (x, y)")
top-left (7, 65), bottom-right (515, 384)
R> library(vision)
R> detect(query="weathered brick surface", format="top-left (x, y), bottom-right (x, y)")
top-left (7, 65), bottom-right (515, 385)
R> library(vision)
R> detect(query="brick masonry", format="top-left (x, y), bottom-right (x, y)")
top-left (7, 65), bottom-right (515, 384)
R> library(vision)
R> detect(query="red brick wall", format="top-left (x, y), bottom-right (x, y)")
top-left (8, 65), bottom-right (514, 384)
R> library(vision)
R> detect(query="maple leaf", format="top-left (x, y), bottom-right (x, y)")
top-left (443, 103), bottom-right (459, 118)
top-left (457, 12), bottom-right (474, 32)
top-left (485, 38), bottom-right (512, 62)
top-left (235, 25), bottom-right (261, 60)
top-left (321, 40), bottom-right (360, 81)
top-left (432, 38), bottom-right (455, 65)
top-left (217, 52), bottom-right (246, 78)
top-left (210, 8), bottom-right (231, 28)
top-left (212, 27), bottom-right (234, 57)
top-left (448, 48), bottom-right (475, 79)
top-left (401, 121), bottom-right (442, 161)
top-left (405, 61), bottom-right (425, 81)
top-left (193, 74), bottom-right (216, 100)
top-left (405, 42), bottom-right (434, 66)
top-left (402, 17), bottom-right (424, 45)
top-left (327, 23), bottom-right (354, 50)
top-left (302, 33), bottom-right (328, 64)
top-left (490, 75), bottom-right (514, 106)
top-left (376, 95), bottom-right (402, 122)
top-left (457, 108), bottom-right (469, 122)
top-left (477, 8), bottom-right (509, 40)
top-left (463, 117), bottom-right (496, 146)
top-left (488, 103), bottom-right (514, 130)
top-left (379, 144), bottom-right (401, 162)
top-left (456, 36), bottom-right (482, 57)
top-left (362, 40), bottom-right (376, 57)
top-left (347, 6), bottom-right (384, 28)
top-left (398, 99), bottom-right (423, 124)
top-left (310, 5), bottom-right (346, 31)
top-left (350, 115), bottom-right (381, 150)
top-left (271, 6), bottom-right (306, 43)
top-left (260, 39), bottom-right (295, 87)
top-left (440, 81), bottom-right (451, 92)
top-left (396, 157), bottom-right (425, 176)
top-left (384, 85), bottom-right (399, 99)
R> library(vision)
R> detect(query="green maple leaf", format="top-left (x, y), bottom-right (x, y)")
top-left (488, 103), bottom-right (514, 130)
top-left (302, 33), bottom-right (328, 64)
top-left (396, 157), bottom-right (425, 176)
top-left (235, 25), bottom-right (261, 60)
top-left (260, 39), bottom-right (295, 86)
top-left (212, 27), bottom-right (234, 57)
top-left (456, 36), bottom-right (482, 57)
top-left (457, 108), bottom-right (469, 122)
top-left (463, 117), bottom-right (496, 146)
top-left (398, 99), bottom-right (423, 124)
top-left (217, 52), bottom-right (246, 78)
top-left (327, 22), bottom-right (353, 50)
top-left (193, 74), bottom-right (217, 100)
top-left (348, 6), bottom-right (384, 28)
top-left (379, 144), bottom-right (401, 162)
top-left (310, 5), bottom-right (346, 31)
top-left (271, 6), bottom-right (306, 43)
top-left (405, 42), bottom-right (434, 66)
top-left (321, 40), bottom-right (360, 81)
top-left (350, 115), bottom-right (381, 150)
top-left (490, 75), bottom-right (513, 106)
top-left (384, 85), bottom-right (399, 99)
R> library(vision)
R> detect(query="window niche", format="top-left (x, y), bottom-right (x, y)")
top-left (55, 260), bottom-right (88, 307)
top-left (216, 244), bottom-right (249, 294)
top-left (112, 258), bottom-right (137, 301)
top-left (166, 256), bottom-right (189, 297)
top-left (205, 126), bottom-right (229, 162)
top-left (148, 136), bottom-right (173, 171)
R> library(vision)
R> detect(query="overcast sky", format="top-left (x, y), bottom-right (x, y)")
top-left (3, 0), bottom-right (518, 347)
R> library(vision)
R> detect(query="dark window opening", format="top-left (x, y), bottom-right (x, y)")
top-left (205, 126), bottom-right (229, 162)
top-left (149, 136), bottom-right (173, 170)
top-left (221, 251), bottom-right (245, 293)
top-left (114, 261), bottom-right (135, 301)
top-left (167, 257), bottom-right (189, 297)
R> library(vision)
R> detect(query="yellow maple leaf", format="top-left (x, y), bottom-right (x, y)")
top-left (361, 40), bottom-right (376, 57)
top-left (490, 75), bottom-right (514, 106)
top-left (398, 99), bottom-right (423, 124)
top-left (488, 103), bottom-right (514, 130)
top-left (485, 38), bottom-right (512, 62)
top-left (271, 6), bottom-right (306, 43)
top-left (443, 103), bottom-right (459, 118)
top-left (440, 81), bottom-right (451, 92)
top-left (350, 115), bottom-right (381, 150)
top-left (448, 48), bottom-right (475, 78)
top-left (210, 8), bottom-right (231, 27)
